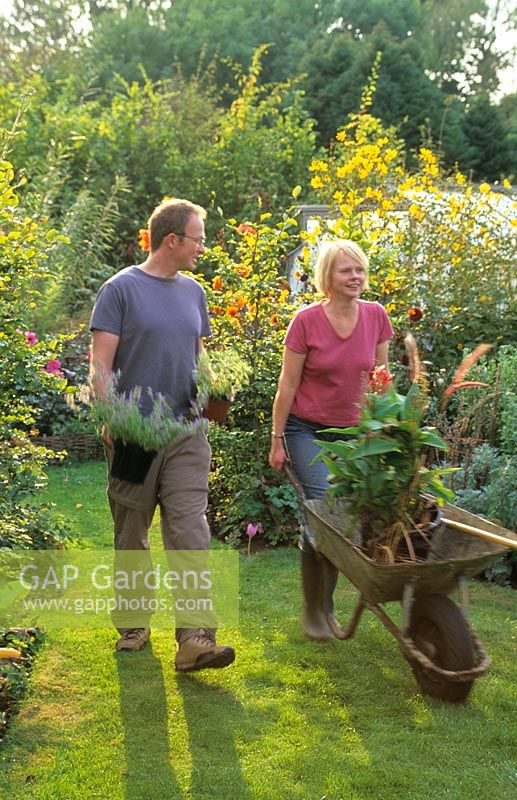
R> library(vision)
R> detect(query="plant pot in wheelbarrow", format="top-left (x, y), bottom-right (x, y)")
top-left (110, 440), bottom-right (157, 485)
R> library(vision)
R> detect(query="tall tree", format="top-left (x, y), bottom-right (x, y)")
top-left (0, 0), bottom-right (84, 80)
top-left (418, 0), bottom-right (513, 96)
top-left (498, 93), bottom-right (517, 177)
top-left (462, 95), bottom-right (512, 179)
top-left (299, 22), bottom-right (469, 162)
top-left (162, 0), bottom-right (328, 85)
top-left (327, 0), bottom-right (422, 39)
top-left (84, 5), bottom-right (171, 86)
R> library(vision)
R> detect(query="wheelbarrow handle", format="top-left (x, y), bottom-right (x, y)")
top-left (283, 463), bottom-right (318, 551)
top-left (283, 463), bottom-right (306, 500)
top-left (441, 517), bottom-right (517, 550)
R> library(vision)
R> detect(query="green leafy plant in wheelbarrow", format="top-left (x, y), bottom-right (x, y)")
top-left (315, 381), bottom-right (455, 563)
top-left (315, 336), bottom-right (490, 563)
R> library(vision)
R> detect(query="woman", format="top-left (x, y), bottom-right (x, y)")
top-left (269, 239), bottom-right (393, 640)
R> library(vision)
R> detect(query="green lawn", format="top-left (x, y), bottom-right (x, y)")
top-left (0, 461), bottom-right (515, 799)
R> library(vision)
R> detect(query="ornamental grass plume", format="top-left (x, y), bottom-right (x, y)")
top-left (439, 344), bottom-right (492, 411)
top-left (404, 332), bottom-right (423, 386)
top-left (404, 332), bottom-right (429, 413)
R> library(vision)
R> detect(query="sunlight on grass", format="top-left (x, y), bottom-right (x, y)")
top-left (0, 463), bottom-right (515, 799)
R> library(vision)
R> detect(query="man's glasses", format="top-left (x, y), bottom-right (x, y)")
top-left (179, 233), bottom-right (206, 246)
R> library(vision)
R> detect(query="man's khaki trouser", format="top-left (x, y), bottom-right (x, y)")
top-left (106, 432), bottom-right (216, 643)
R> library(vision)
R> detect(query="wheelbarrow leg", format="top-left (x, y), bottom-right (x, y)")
top-left (323, 558), bottom-right (358, 640)
top-left (329, 591), bottom-right (366, 640)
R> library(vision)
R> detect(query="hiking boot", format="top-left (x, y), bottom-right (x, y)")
top-left (175, 629), bottom-right (235, 672)
top-left (115, 627), bottom-right (150, 652)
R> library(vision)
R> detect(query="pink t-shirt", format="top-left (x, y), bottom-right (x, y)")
top-left (285, 300), bottom-right (394, 426)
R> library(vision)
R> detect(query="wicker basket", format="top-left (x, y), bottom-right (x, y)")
top-left (33, 433), bottom-right (105, 461)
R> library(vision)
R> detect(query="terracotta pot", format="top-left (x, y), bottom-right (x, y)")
top-left (203, 397), bottom-right (232, 424)
top-left (110, 440), bottom-right (157, 485)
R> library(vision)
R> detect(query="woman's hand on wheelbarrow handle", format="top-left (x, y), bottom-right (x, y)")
top-left (268, 434), bottom-right (288, 471)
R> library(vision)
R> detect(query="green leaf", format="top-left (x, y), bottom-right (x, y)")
top-left (367, 471), bottom-right (390, 495)
top-left (348, 439), bottom-right (402, 459)
top-left (401, 383), bottom-right (423, 421)
top-left (362, 419), bottom-right (385, 431)
top-left (320, 456), bottom-right (349, 478)
top-left (417, 428), bottom-right (449, 449)
top-left (318, 426), bottom-right (359, 435)
top-left (425, 478), bottom-right (455, 503)
top-left (368, 394), bottom-right (402, 420)
top-left (313, 439), bottom-right (356, 460)
top-left (422, 466), bottom-right (460, 477)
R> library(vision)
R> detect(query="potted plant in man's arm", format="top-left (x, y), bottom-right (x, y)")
top-left (195, 349), bottom-right (251, 424)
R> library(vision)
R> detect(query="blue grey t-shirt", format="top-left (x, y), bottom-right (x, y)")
top-left (90, 266), bottom-right (211, 417)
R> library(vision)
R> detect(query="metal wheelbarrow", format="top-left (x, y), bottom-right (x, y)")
top-left (285, 464), bottom-right (517, 702)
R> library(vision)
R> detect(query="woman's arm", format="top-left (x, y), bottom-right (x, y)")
top-left (374, 339), bottom-right (392, 394)
top-left (375, 340), bottom-right (390, 369)
top-left (268, 347), bottom-right (306, 471)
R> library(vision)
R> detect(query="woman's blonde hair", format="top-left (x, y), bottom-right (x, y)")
top-left (314, 239), bottom-right (370, 296)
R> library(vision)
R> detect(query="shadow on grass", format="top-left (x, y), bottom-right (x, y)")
top-left (115, 643), bottom-right (253, 800)
top-left (115, 642), bottom-right (182, 800)
top-left (176, 673), bottom-right (254, 800)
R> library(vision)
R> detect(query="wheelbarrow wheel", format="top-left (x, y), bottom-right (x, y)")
top-left (408, 594), bottom-right (475, 703)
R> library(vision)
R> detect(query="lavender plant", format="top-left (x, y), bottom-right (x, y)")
top-left (90, 375), bottom-right (207, 452)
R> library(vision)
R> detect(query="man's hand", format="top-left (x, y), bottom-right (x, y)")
top-left (101, 424), bottom-right (114, 451)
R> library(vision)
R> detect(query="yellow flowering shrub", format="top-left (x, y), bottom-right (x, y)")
top-left (305, 102), bottom-right (515, 377)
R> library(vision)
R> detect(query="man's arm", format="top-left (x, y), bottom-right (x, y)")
top-left (90, 330), bottom-right (120, 398)
top-left (90, 330), bottom-right (120, 448)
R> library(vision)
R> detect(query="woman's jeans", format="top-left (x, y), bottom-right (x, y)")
top-left (284, 414), bottom-right (349, 551)
top-left (285, 414), bottom-right (345, 500)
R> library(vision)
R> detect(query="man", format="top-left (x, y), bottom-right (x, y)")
top-left (89, 198), bottom-right (235, 672)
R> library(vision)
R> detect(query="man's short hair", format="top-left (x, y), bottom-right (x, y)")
top-left (148, 198), bottom-right (207, 252)
top-left (314, 239), bottom-right (370, 296)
